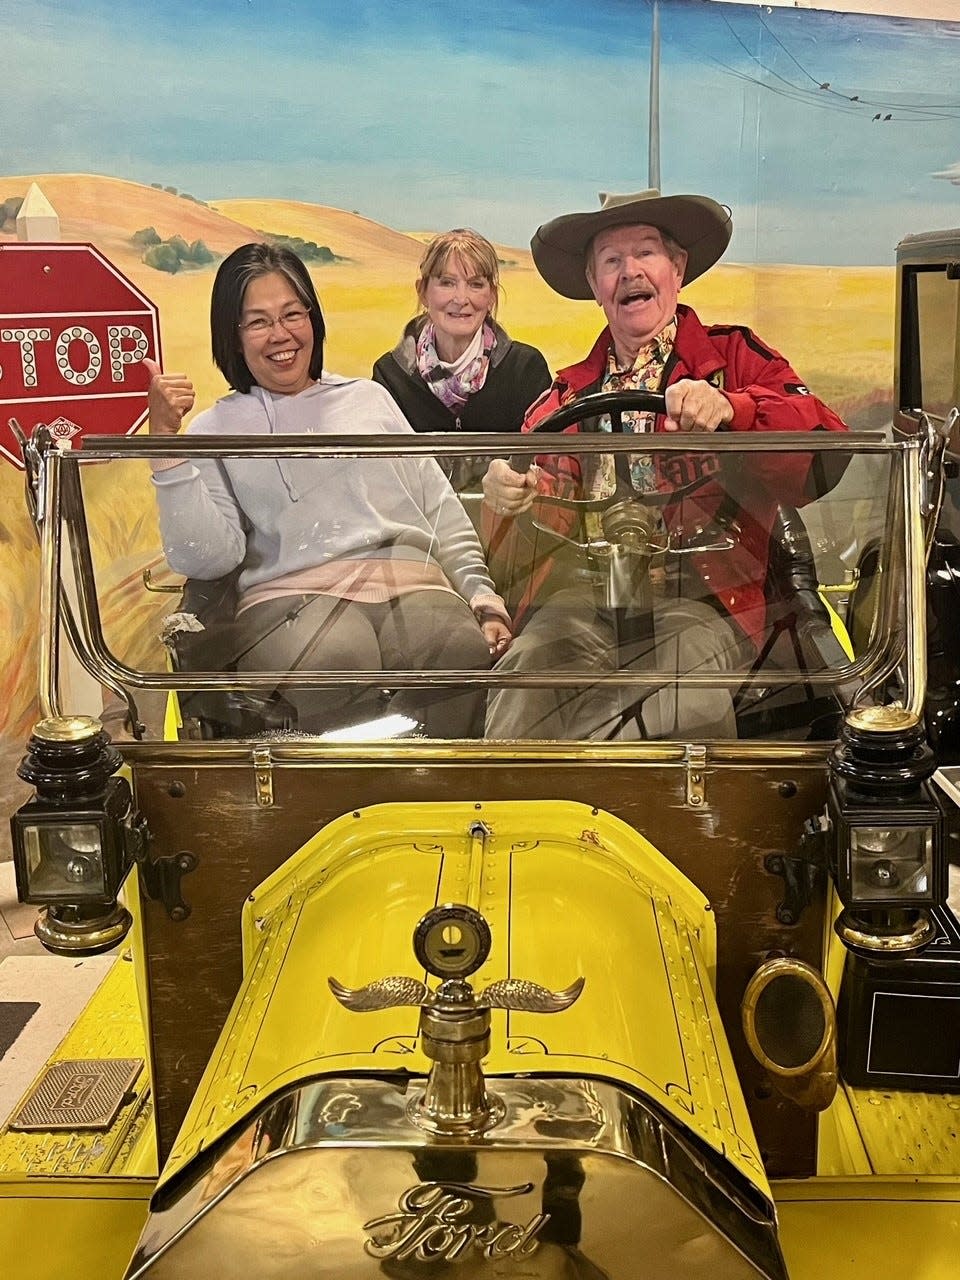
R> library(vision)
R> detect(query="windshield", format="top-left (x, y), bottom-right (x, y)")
top-left (898, 262), bottom-right (960, 424)
top-left (44, 429), bottom-right (908, 746)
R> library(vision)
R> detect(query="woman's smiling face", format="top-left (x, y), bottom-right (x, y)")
top-left (419, 253), bottom-right (495, 360)
top-left (238, 271), bottom-right (315, 396)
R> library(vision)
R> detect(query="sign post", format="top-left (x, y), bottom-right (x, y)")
top-left (0, 243), bottom-right (160, 468)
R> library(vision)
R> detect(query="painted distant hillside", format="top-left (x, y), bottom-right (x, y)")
top-left (0, 173), bottom-right (265, 264)
top-left (214, 198), bottom-right (425, 270)
top-left (0, 174), bottom-right (542, 277)
top-left (214, 205), bottom-right (541, 273)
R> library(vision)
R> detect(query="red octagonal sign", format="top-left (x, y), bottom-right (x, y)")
top-left (0, 243), bottom-right (160, 468)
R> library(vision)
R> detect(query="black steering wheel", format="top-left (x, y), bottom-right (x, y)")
top-left (528, 388), bottom-right (667, 435)
top-left (512, 389), bottom-right (717, 519)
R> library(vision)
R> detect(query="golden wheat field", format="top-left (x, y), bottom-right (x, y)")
top-left (0, 174), bottom-right (895, 738)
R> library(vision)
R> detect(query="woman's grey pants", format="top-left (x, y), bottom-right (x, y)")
top-left (236, 591), bottom-right (491, 737)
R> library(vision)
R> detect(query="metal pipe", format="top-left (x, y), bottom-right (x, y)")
top-left (37, 447), bottom-right (62, 720)
top-left (903, 438), bottom-right (928, 718)
top-left (61, 658), bottom-right (863, 693)
top-left (648, 0), bottom-right (661, 191)
top-left (61, 466), bottom-right (142, 733)
top-left (114, 737), bottom-right (832, 764)
top-left (76, 430), bottom-right (886, 459)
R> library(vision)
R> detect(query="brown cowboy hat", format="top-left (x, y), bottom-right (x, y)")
top-left (530, 189), bottom-right (732, 299)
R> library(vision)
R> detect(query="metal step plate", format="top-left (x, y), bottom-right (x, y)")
top-left (8, 1057), bottom-right (143, 1131)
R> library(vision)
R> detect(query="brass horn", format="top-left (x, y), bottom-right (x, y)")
top-left (741, 957), bottom-right (838, 1112)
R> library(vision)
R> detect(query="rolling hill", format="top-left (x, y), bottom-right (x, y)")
top-left (0, 175), bottom-right (443, 274)
top-left (0, 173), bottom-right (264, 264)
top-left (214, 198), bottom-right (425, 270)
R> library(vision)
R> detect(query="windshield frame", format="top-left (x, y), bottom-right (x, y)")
top-left (30, 427), bottom-right (926, 746)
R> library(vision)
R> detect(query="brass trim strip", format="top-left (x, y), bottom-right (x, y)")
top-left (119, 739), bottom-right (834, 765)
top-left (77, 429), bottom-right (887, 459)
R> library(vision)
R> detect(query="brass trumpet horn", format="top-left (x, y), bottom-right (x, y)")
top-left (741, 957), bottom-right (838, 1112)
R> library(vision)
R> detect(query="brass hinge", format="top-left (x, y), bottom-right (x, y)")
top-left (253, 746), bottom-right (274, 808)
top-left (685, 744), bottom-right (706, 808)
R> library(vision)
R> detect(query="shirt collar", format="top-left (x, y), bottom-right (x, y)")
top-left (607, 316), bottom-right (678, 375)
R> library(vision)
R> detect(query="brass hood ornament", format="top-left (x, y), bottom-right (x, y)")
top-left (330, 903), bottom-right (584, 1136)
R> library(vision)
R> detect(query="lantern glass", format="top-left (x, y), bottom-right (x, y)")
top-left (20, 819), bottom-right (108, 900)
top-left (848, 823), bottom-right (934, 902)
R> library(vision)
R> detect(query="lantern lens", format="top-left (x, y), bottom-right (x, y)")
top-left (848, 824), bottom-right (934, 902)
top-left (22, 821), bottom-right (107, 899)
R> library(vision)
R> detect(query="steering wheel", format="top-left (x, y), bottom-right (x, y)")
top-left (528, 388), bottom-right (667, 436)
top-left (513, 389), bottom-right (735, 557)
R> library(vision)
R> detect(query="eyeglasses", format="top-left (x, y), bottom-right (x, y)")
top-left (238, 307), bottom-right (312, 336)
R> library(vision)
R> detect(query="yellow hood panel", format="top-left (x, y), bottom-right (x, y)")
top-left (161, 801), bottom-right (766, 1200)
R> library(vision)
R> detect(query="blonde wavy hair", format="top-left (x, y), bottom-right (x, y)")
top-left (414, 228), bottom-right (500, 319)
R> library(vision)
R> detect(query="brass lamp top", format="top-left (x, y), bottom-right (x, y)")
top-left (32, 715), bottom-right (103, 743)
top-left (845, 705), bottom-right (920, 733)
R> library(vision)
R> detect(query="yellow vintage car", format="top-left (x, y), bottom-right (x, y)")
top-left (2, 234), bottom-right (960, 1279)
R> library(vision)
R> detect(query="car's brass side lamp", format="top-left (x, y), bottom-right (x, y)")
top-left (824, 705), bottom-right (946, 959)
top-left (10, 715), bottom-right (147, 956)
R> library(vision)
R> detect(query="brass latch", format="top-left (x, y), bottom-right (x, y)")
top-left (685, 744), bottom-right (706, 808)
top-left (252, 747), bottom-right (274, 808)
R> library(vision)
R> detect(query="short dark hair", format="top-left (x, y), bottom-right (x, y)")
top-left (210, 243), bottom-right (326, 393)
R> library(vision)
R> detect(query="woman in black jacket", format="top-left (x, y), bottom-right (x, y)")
top-left (372, 229), bottom-right (551, 450)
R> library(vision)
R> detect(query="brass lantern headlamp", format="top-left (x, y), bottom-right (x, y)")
top-left (10, 715), bottom-right (146, 955)
top-left (827, 706), bottom-right (945, 958)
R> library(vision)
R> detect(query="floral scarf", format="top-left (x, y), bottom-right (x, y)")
top-left (416, 319), bottom-right (496, 413)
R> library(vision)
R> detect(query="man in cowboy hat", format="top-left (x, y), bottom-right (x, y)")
top-left (482, 189), bottom-right (847, 740)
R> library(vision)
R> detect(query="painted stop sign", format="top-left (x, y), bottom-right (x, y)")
top-left (0, 242), bottom-right (161, 468)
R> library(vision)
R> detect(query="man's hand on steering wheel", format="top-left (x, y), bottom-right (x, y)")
top-left (663, 378), bottom-right (734, 433)
top-left (481, 385), bottom-right (732, 520)
top-left (482, 457), bottom-right (541, 515)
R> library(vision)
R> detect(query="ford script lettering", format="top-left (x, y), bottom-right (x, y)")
top-left (363, 1182), bottom-right (549, 1262)
top-left (53, 1072), bottom-right (99, 1110)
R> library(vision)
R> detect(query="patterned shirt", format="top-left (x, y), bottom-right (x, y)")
top-left (587, 317), bottom-right (677, 500)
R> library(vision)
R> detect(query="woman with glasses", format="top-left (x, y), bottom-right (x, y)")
top-left (372, 229), bottom-right (551, 451)
top-left (146, 242), bottom-right (512, 738)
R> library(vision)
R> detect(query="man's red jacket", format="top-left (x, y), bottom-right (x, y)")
top-left (486, 304), bottom-right (848, 647)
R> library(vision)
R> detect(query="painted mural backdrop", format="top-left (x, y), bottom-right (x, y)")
top-left (1, 0), bottom-right (958, 740)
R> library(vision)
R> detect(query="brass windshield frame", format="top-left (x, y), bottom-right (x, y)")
top-left (35, 429), bottom-right (922, 730)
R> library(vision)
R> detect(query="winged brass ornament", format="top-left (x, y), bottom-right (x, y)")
top-left (328, 975), bottom-right (430, 1012)
top-left (477, 977), bottom-right (586, 1012)
top-left (328, 903), bottom-right (584, 1136)
top-left (329, 974), bottom-right (586, 1014)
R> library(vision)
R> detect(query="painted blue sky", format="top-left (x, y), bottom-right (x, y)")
top-left (4, 0), bottom-right (960, 264)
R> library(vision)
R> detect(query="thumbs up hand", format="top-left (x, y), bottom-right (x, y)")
top-left (144, 357), bottom-right (195, 436)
